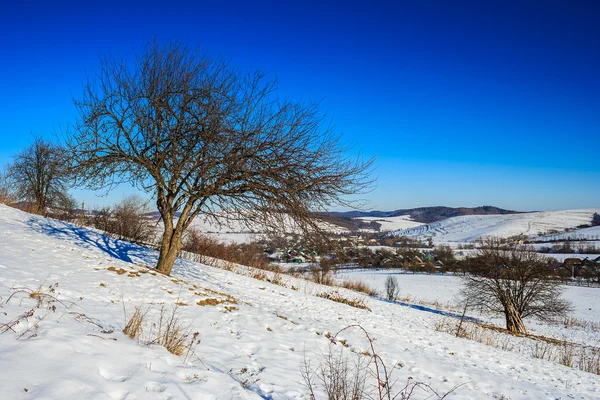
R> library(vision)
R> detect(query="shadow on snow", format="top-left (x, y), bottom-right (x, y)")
top-left (375, 296), bottom-right (482, 323)
top-left (25, 216), bottom-right (157, 266)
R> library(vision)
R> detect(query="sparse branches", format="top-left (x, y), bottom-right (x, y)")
top-left (462, 237), bottom-right (572, 334)
top-left (302, 324), bottom-right (461, 399)
top-left (0, 165), bottom-right (17, 204)
top-left (384, 276), bottom-right (399, 301)
top-left (8, 136), bottom-right (70, 215)
top-left (66, 40), bottom-right (374, 275)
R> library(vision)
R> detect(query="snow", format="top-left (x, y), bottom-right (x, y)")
top-left (1, 204), bottom-right (600, 399)
top-left (354, 215), bottom-right (424, 232)
top-left (391, 208), bottom-right (600, 244)
top-left (537, 225), bottom-right (600, 242)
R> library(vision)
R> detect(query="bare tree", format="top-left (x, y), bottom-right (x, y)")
top-left (0, 165), bottom-right (17, 204)
top-left (384, 276), bottom-right (399, 300)
top-left (65, 40), bottom-right (373, 275)
top-left (462, 237), bottom-right (572, 334)
top-left (9, 136), bottom-right (70, 215)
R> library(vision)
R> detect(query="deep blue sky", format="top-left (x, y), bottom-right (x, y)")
top-left (1, 1), bottom-right (598, 211)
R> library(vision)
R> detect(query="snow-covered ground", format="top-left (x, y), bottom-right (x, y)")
top-left (391, 208), bottom-right (600, 244)
top-left (1, 204), bottom-right (600, 399)
top-left (354, 215), bottom-right (424, 232)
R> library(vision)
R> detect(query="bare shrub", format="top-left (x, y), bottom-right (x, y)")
top-left (302, 342), bottom-right (370, 399)
top-left (183, 229), bottom-right (272, 270)
top-left (310, 262), bottom-right (335, 286)
top-left (111, 195), bottom-right (154, 243)
top-left (384, 276), bottom-right (399, 300)
top-left (303, 324), bottom-right (461, 399)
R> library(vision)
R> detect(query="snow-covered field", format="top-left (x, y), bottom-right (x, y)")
top-left (355, 215), bottom-right (424, 232)
top-left (334, 270), bottom-right (600, 324)
top-left (1, 204), bottom-right (600, 399)
top-left (391, 208), bottom-right (600, 244)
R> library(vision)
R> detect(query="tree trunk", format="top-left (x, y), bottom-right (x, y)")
top-left (505, 304), bottom-right (527, 334)
top-left (156, 227), bottom-right (183, 275)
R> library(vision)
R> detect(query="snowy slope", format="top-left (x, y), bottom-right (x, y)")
top-left (1, 204), bottom-right (599, 399)
top-left (537, 225), bottom-right (600, 242)
top-left (355, 215), bottom-right (424, 232)
top-left (391, 208), bottom-right (600, 243)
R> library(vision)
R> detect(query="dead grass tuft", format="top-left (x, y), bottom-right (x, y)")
top-left (316, 291), bottom-right (370, 311)
top-left (123, 305), bottom-right (147, 339)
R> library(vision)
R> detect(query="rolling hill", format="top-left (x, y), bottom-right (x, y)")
top-left (329, 205), bottom-right (521, 224)
top-left (390, 208), bottom-right (600, 243)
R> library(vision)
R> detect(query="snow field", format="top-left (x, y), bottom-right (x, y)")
top-left (354, 215), bottom-right (424, 232)
top-left (1, 204), bottom-right (599, 399)
top-left (392, 208), bottom-right (600, 243)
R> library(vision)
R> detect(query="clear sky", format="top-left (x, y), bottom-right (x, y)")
top-left (0, 1), bottom-right (598, 212)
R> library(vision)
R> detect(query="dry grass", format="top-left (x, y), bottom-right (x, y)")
top-left (123, 305), bottom-right (147, 339)
top-left (562, 317), bottom-right (600, 331)
top-left (122, 302), bottom-right (200, 359)
top-left (316, 292), bottom-right (370, 311)
top-left (339, 279), bottom-right (378, 296)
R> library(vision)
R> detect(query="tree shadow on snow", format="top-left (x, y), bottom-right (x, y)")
top-left (377, 296), bottom-right (482, 323)
top-left (26, 216), bottom-right (157, 266)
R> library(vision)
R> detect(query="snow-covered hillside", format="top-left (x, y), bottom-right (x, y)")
top-left (391, 208), bottom-right (600, 243)
top-left (355, 215), bottom-right (424, 232)
top-left (1, 204), bottom-right (599, 399)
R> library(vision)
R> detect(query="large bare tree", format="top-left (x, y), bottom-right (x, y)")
top-left (65, 41), bottom-right (373, 275)
top-left (9, 137), bottom-right (70, 215)
top-left (462, 237), bottom-right (571, 334)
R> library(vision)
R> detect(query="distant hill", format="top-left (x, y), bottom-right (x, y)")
top-left (326, 206), bottom-right (524, 224)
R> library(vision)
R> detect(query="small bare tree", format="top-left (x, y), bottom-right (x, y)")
top-left (384, 276), bottom-right (399, 300)
top-left (9, 136), bottom-right (70, 215)
top-left (65, 40), bottom-right (373, 275)
top-left (462, 237), bottom-right (572, 334)
top-left (0, 165), bottom-right (16, 204)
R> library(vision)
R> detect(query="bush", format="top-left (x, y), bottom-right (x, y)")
top-left (183, 228), bottom-right (272, 270)
top-left (89, 195), bottom-right (154, 244)
top-left (384, 276), bottom-right (399, 300)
